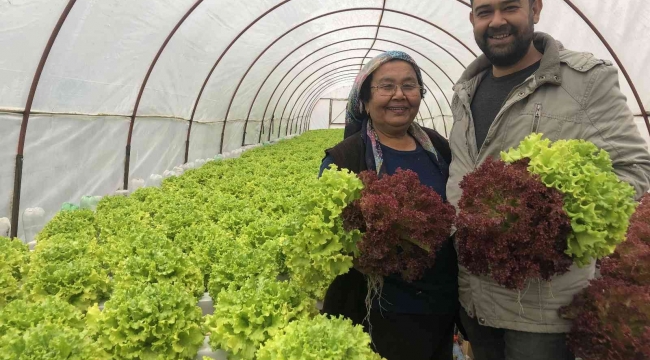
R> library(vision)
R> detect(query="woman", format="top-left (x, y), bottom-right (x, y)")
top-left (318, 51), bottom-right (458, 360)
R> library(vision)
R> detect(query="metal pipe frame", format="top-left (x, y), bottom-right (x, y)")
top-left (360, 0), bottom-right (386, 70)
top-left (212, 6), bottom-right (477, 153)
top-left (10, 0), bottom-right (78, 238)
top-left (242, 24), bottom-right (470, 146)
top-left (124, 0), bottom-right (205, 190)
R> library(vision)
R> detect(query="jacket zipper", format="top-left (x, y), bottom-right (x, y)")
top-left (531, 104), bottom-right (542, 133)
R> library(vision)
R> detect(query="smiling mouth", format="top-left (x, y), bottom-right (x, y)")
top-left (386, 106), bottom-right (408, 111)
top-left (489, 33), bottom-right (512, 40)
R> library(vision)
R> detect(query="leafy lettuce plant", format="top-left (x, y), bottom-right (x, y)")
top-left (559, 277), bottom-right (650, 360)
top-left (502, 133), bottom-right (638, 266)
top-left (0, 297), bottom-right (106, 360)
top-left (206, 238), bottom-right (280, 301)
top-left (601, 194), bottom-right (650, 286)
top-left (0, 237), bottom-right (29, 307)
top-left (205, 278), bottom-right (317, 360)
top-left (256, 314), bottom-right (383, 360)
top-left (283, 166), bottom-right (363, 298)
top-left (89, 282), bottom-right (204, 360)
top-left (24, 233), bottom-right (111, 311)
top-left (36, 209), bottom-right (96, 243)
top-left (344, 169), bottom-right (456, 282)
top-left (456, 158), bottom-right (573, 289)
top-left (112, 231), bottom-right (204, 299)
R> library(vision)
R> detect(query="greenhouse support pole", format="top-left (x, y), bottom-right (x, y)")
top-left (328, 99), bottom-right (333, 128)
top-left (124, 0), bottom-right (204, 190)
top-left (10, 0), bottom-right (77, 239)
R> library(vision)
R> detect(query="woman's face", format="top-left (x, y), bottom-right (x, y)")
top-left (364, 60), bottom-right (421, 131)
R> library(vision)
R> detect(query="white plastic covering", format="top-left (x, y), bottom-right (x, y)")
top-left (1, 0), bottom-right (649, 238)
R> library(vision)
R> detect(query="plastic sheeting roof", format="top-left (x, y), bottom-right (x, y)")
top-left (1, 0), bottom-right (650, 238)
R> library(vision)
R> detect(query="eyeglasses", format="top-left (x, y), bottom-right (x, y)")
top-left (370, 83), bottom-right (425, 97)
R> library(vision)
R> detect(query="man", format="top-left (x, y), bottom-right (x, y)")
top-left (447, 0), bottom-right (650, 359)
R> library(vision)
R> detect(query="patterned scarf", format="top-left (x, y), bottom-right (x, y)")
top-left (345, 51), bottom-right (439, 174)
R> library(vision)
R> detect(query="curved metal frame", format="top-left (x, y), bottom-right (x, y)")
top-left (288, 77), bottom-right (357, 137)
top-left (276, 75), bottom-right (358, 139)
top-left (287, 71), bottom-right (365, 135)
top-left (10, 0), bottom-right (78, 238)
top-left (360, 0), bottom-right (386, 69)
top-left (184, 0), bottom-right (292, 159)
top-left (302, 80), bottom-right (356, 132)
top-left (278, 44), bottom-right (454, 138)
top-left (208, 6), bottom-right (477, 153)
top-left (264, 62), bottom-right (368, 139)
top-left (242, 24), bottom-right (470, 147)
top-left (124, 0), bottom-right (205, 189)
top-left (257, 64), bottom-right (357, 142)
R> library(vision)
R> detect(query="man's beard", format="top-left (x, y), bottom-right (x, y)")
top-left (476, 20), bottom-right (535, 67)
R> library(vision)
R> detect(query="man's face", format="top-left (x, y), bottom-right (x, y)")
top-left (470, 0), bottom-right (541, 67)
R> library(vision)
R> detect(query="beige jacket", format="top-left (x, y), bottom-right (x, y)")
top-left (447, 32), bottom-right (650, 333)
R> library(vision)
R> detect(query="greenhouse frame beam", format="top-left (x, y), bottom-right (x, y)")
top-left (360, 0), bottom-right (387, 70)
top-left (268, 57), bottom-right (369, 139)
top-left (184, 0), bottom-right (292, 158)
top-left (266, 63), bottom-right (367, 140)
top-left (285, 53), bottom-right (447, 137)
top-left (245, 24), bottom-right (469, 147)
top-left (213, 6), bottom-right (477, 153)
top-left (294, 77), bottom-right (357, 134)
top-left (279, 70), bottom-right (361, 138)
top-left (257, 29), bottom-right (468, 144)
top-left (124, 0), bottom-right (205, 190)
top-left (11, 0), bottom-right (78, 239)
top-left (304, 81), bottom-right (353, 132)
top-left (283, 74), bottom-right (358, 138)
top-left (259, 65), bottom-right (364, 142)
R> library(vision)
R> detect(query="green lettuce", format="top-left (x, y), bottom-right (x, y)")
top-left (205, 278), bottom-right (317, 360)
top-left (502, 133), bottom-right (638, 265)
top-left (256, 314), bottom-right (383, 360)
top-left (89, 282), bottom-right (204, 359)
top-left (0, 237), bottom-right (29, 307)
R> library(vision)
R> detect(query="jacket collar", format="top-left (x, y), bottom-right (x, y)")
top-left (454, 32), bottom-right (563, 94)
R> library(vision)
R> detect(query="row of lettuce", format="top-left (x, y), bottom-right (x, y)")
top-left (0, 129), bottom-right (381, 360)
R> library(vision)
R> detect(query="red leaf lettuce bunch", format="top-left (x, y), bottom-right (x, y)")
top-left (456, 158), bottom-right (573, 290)
top-left (559, 277), bottom-right (650, 360)
top-left (562, 194), bottom-right (650, 359)
top-left (342, 169), bottom-right (455, 282)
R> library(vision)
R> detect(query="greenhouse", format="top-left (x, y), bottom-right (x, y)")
top-left (1, 0), bottom-right (649, 359)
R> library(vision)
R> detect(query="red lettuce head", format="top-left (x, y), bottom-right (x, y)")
top-left (601, 194), bottom-right (650, 286)
top-left (342, 169), bottom-right (455, 282)
top-left (456, 158), bottom-right (573, 290)
top-left (560, 277), bottom-right (650, 360)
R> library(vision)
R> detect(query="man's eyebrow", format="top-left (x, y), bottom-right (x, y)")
top-left (475, 0), bottom-right (521, 12)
